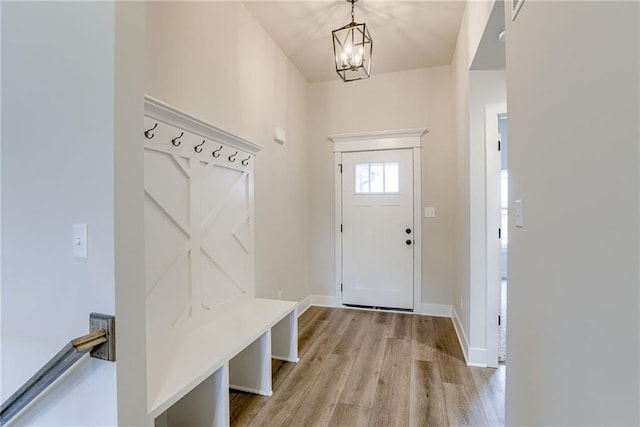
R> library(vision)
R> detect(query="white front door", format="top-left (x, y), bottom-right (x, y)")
top-left (341, 149), bottom-right (414, 310)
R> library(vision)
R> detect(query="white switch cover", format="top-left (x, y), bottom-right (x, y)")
top-left (515, 199), bottom-right (524, 228)
top-left (424, 207), bottom-right (436, 218)
top-left (73, 224), bottom-right (88, 258)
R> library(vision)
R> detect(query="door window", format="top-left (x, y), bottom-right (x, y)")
top-left (355, 162), bottom-right (399, 194)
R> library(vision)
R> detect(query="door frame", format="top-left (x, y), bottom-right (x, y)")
top-left (485, 103), bottom-right (507, 367)
top-left (329, 129), bottom-right (427, 311)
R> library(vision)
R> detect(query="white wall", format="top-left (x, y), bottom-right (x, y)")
top-left (504, 1), bottom-right (639, 424)
top-left (450, 0), bottom-right (496, 361)
top-left (1, 2), bottom-right (145, 425)
top-left (113, 2), bottom-right (149, 425)
top-left (307, 67), bottom-right (456, 309)
top-left (145, 2), bottom-right (311, 303)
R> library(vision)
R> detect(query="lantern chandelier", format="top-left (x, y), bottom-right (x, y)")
top-left (332, 0), bottom-right (373, 82)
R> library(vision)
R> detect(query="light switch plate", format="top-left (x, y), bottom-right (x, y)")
top-left (72, 224), bottom-right (88, 258)
top-left (424, 207), bottom-right (436, 218)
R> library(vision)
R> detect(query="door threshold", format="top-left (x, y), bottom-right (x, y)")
top-left (342, 303), bottom-right (413, 313)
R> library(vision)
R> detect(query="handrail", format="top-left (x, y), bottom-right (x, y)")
top-left (0, 313), bottom-right (115, 425)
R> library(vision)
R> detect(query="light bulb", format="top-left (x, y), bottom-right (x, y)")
top-left (345, 44), bottom-right (353, 54)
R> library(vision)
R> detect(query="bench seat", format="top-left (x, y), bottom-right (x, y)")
top-left (148, 297), bottom-right (298, 423)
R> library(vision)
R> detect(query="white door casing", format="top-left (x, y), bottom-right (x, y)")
top-left (331, 129), bottom-right (426, 312)
top-left (341, 149), bottom-right (414, 309)
top-left (485, 103), bottom-right (507, 368)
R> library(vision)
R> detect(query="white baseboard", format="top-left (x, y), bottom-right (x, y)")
top-left (419, 303), bottom-right (452, 317)
top-left (451, 306), bottom-right (487, 367)
top-left (467, 347), bottom-right (487, 367)
top-left (310, 295), bottom-right (339, 307)
top-left (297, 296), bottom-right (313, 316)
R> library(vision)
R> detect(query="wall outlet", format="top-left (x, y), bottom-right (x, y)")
top-left (277, 291), bottom-right (283, 300)
top-left (424, 207), bottom-right (436, 218)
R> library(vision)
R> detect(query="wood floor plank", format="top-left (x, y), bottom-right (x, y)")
top-left (433, 316), bottom-right (470, 386)
top-left (304, 309), bottom-right (354, 363)
top-left (298, 306), bottom-right (327, 332)
top-left (288, 354), bottom-right (354, 426)
top-left (338, 322), bottom-right (388, 408)
top-left (470, 365), bottom-right (506, 425)
top-left (409, 360), bottom-right (448, 426)
top-left (442, 382), bottom-right (490, 427)
top-left (229, 359), bottom-right (294, 425)
top-left (411, 315), bottom-right (435, 362)
top-left (369, 338), bottom-right (411, 427)
top-left (245, 355), bottom-right (325, 427)
top-left (230, 391), bottom-right (269, 426)
top-left (333, 310), bottom-right (373, 356)
top-left (328, 403), bottom-right (371, 427)
top-left (373, 311), bottom-right (393, 326)
top-left (391, 313), bottom-right (412, 340)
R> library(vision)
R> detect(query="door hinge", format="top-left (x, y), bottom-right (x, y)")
top-left (498, 228), bottom-right (502, 239)
top-left (339, 164), bottom-right (343, 173)
top-left (498, 140), bottom-right (501, 151)
top-left (340, 224), bottom-right (343, 233)
top-left (498, 315), bottom-right (502, 326)
top-left (341, 283), bottom-right (343, 292)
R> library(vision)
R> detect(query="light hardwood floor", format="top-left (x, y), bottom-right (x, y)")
top-left (230, 307), bottom-right (505, 427)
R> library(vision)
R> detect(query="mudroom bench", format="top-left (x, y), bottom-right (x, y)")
top-left (149, 297), bottom-right (298, 426)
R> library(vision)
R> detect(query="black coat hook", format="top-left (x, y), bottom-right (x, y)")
top-left (241, 156), bottom-right (251, 166)
top-left (194, 140), bottom-right (205, 153)
top-left (171, 132), bottom-right (184, 147)
top-left (144, 123), bottom-right (158, 139)
top-left (228, 151), bottom-right (238, 162)
top-left (212, 145), bottom-right (223, 158)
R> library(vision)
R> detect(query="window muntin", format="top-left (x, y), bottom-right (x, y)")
top-left (355, 162), bottom-right (400, 194)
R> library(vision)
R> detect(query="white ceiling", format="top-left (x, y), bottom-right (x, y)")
top-left (243, 1), bottom-right (467, 83)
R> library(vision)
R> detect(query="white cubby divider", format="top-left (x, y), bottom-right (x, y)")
top-left (143, 96), bottom-right (298, 426)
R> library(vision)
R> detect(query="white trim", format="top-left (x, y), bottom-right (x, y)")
top-left (451, 305), bottom-right (469, 363)
top-left (451, 306), bottom-right (487, 367)
top-left (228, 385), bottom-right (272, 397)
top-left (485, 103), bottom-right (507, 369)
top-left (329, 128), bottom-right (427, 153)
top-left (310, 295), bottom-right (339, 307)
top-left (144, 95), bottom-right (263, 155)
top-left (332, 129), bottom-right (426, 312)
top-left (419, 303), bottom-right (452, 317)
top-left (468, 348), bottom-right (488, 367)
top-left (296, 296), bottom-right (313, 317)
top-left (334, 152), bottom-right (343, 307)
top-left (412, 146), bottom-right (422, 313)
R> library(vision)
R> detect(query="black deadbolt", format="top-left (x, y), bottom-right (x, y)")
top-left (406, 239), bottom-right (412, 245)
top-left (406, 228), bottom-right (412, 234)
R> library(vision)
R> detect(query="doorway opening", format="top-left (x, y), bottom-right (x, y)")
top-left (498, 113), bottom-right (508, 364)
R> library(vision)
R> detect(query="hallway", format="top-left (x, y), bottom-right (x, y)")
top-left (230, 307), bottom-right (505, 426)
